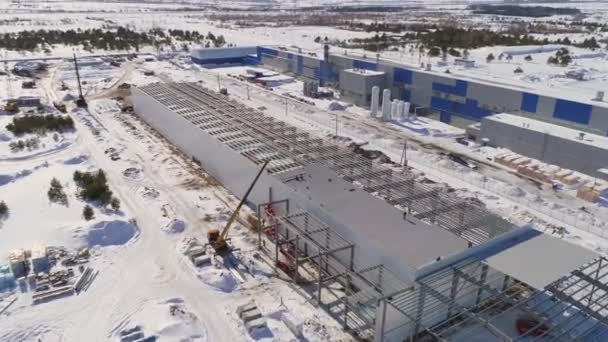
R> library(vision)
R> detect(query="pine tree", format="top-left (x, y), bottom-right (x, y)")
top-left (0, 200), bottom-right (8, 218)
top-left (83, 205), bottom-right (94, 221)
top-left (111, 197), bottom-right (121, 210)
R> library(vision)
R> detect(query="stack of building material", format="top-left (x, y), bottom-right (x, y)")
top-left (8, 250), bottom-right (27, 279)
top-left (554, 169), bottom-right (574, 183)
top-left (0, 265), bottom-right (15, 292)
top-left (562, 174), bottom-right (580, 185)
top-left (32, 285), bottom-right (75, 304)
top-left (494, 153), bottom-right (520, 168)
top-left (236, 301), bottom-right (267, 335)
top-left (31, 245), bottom-right (50, 274)
top-left (577, 183), bottom-right (608, 203)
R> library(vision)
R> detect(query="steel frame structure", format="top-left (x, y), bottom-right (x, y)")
top-left (254, 201), bottom-right (412, 339)
top-left (138, 82), bottom-right (514, 245)
top-left (381, 256), bottom-right (608, 342)
top-left (136, 83), bottom-right (607, 341)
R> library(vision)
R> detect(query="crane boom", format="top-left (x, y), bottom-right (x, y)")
top-left (219, 160), bottom-right (269, 241)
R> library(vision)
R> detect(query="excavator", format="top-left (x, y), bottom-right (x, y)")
top-left (207, 160), bottom-right (269, 254)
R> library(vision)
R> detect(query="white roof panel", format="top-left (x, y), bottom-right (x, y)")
top-left (485, 232), bottom-right (597, 289)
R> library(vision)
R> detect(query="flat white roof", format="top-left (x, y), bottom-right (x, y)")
top-left (485, 113), bottom-right (608, 150)
top-left (485, 232), bottom-right (597, 289)
top-left (289, 163), bottom-right (469, 279)
top-left (344, 68), bottom-right (385, 76)
top-left (257, 75), bottom-right (293, 82)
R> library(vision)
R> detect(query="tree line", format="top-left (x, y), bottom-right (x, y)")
top-left (0, 27), bottom-right (227, 52)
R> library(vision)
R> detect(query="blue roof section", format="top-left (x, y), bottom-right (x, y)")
top-left (432, 80), bottom-right (468, 97)
top-left (553, 99), bottom-right (592, 125)
top-left (394, 67), bottom-right (413, 84)
top-left (521, 92), bottom-right (539, 113)
top-left (353, 59), bottom-right (377, 71)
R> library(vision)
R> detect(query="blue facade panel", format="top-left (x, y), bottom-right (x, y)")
top-left (432, 80), bottom-right (468, 97)
top-left (287, 53), bottom-right (293, 73)
top-left (353, 60), bottom-right (377, 71)
top-left (192, 56), bottom-right (250, 66)
top-left (521, 93), bottom-right (539, 113)
top-left (315, 61), bottom-right (336, 86)
top-left (257, 46), bottom-right (279, 57)
top-left (430, 97), bottom-right (493, 121)
top-left (553, 99), bottom-right (592, 125)
top-left (394, 68), bottom-right (413, 84)
top-left (440, 111), bottom-right (451, 124)
top-left (296, 55), bottom-right (304, 75)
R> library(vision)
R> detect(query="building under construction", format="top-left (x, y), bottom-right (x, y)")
top-left (131, 82), bottom-right (608, 341)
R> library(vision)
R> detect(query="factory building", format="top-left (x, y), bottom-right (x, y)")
top-left (339, 68), bottom-right (386, 107)
top-left (132, 82), bottom-right (608, 341)
top-left (472, 113), bottom-right (608, 180)
top-left (191, 46), bottom-right (608, 136)
top-left (191, 46), bottom-right (259, 67)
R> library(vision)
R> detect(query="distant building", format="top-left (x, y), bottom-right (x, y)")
top-left (15, 96), bottom-right (41, 107)
top-left (13, 61), bottom-right (46, 77)
top-left (454, 58), bottom-right (475, 68)
top-left (339, 68), bottom-right (386, 107)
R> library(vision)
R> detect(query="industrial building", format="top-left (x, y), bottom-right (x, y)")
top-left (191, 46), bottom-right (608, 136)
top-left (471, 113), bottom-right (608, 180)
top-left (132, 81), bottom-right (608, 341)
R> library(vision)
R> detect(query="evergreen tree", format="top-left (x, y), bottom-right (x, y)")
top-left (83, 205), bottom-right (94, 221)
top-left (111, 197), bottom-right (121, 211)
top-left (0, 200), bottom-right (8, 218)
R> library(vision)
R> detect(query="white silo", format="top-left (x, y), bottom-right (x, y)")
top-left (370, 86), bottom-right (380, 117)
top-left (381, 89), bottom-right (391, 121)
top-left (403, 102), bottom-right (411, 120)
top-left (396, 101), bottom-right (404, 121)
top-left (390, 100), bottom-right (398, 121)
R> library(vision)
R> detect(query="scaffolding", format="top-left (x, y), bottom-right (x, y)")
top-left (138, 82), bottom-right (515, 246)
top-left (255, 203), bottom-right (412, 339)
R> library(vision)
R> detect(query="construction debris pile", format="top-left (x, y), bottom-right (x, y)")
top-left (1, 246), bottom-right (94, 304)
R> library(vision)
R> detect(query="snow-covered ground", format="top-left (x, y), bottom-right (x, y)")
top-left (0, 57), bottom-right (353, 342)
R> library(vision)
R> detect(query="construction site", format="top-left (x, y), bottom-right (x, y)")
top-left (2, 1), bottom-right (608, 341)
top-left (131, 81), bottom-right (608, 341)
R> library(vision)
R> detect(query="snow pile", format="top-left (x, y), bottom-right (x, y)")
top-left (0, 169), bottom-right (33, 186)
top-left (123, 167), bottom-right (144, 180)
top-left (197, 268), bottom-right (237, 293)
top-left (163, 218), bottom-right (186, 234)
top-left (114, 297), bottom-right (208, 342)
top-left (82, 220), bottom-right (139, 247)
top-left (63, 154), bottom-right (89, 165)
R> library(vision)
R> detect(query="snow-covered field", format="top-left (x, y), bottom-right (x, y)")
top-left (0, 58), bottom-right (353, 341)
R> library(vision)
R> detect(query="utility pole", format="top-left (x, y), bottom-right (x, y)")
top-left (284, 100), bottom-right (288, 116)
top-left (400, 140), bottom-right (408, 168)
top-left (335, 113), bottom-right (339, 138)
top-left (247, 84), bottom-right (250, 100)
